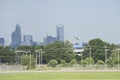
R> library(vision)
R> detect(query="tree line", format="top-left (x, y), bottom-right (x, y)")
top-left (0, 38), bottom-right (120, 69)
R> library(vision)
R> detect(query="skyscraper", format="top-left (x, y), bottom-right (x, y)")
top-left (22, 35), bottom-right (33, 46)
top-left (56, 24), bottom-right (64, 41)
top-left (11, 24), bottom-right (22, 49)
top-left (0, 37), bottom-right (5, 46)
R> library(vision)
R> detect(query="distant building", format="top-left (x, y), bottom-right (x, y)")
top-left (32, 41), bottom-right (37, 46)
top-left (56, 24), bottom-right (64, 41)
top-left (73, 43), bottom-right (84, 56)
top-left (0, 38), bottom-right (5, 46)
top-left (44, 35), bottom-right (57, 45)
top-left (73, 43), bottom-right (83, 49)
top-left (39, 42), bottom-right (44, 46)
top-left (11, 24), bottom-right (22, 49)
top-left (22, 35), bottom-right (33, 46)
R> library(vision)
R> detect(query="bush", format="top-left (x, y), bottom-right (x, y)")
top-left (96, 60), bottom-right (104, 68)
top-left (96, 60), bottom-right (104, 65)
top-left (70, 58), bottom-right (77, 66)
top-left (85, 57), bottom-right (94, 64)
top-left (22, 55), bottom-right (35, 70)
top-left (81, 60), bottom-right (87, 67)
top-left (48, 59), bottom-right (58, 68)
top-left (60, 60), bottom-right (67, 67)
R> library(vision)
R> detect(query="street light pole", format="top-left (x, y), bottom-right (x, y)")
top-left (14, 50), bottom-right (25, 68)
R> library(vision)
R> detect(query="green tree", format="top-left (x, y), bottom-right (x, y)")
top-left (60, 60), bottom-right (67, 67)
top-left (89, 38), bottom-right (106, 62)
top-left (81, 60), bottom-right (87, 67)
top-left (70, 58), bottom-right (77, 66)
top-left (107, 57), bottom-right (120, 68)
top-left (47, 59), bottom-right (58, 68)
top-left (83, 38), bottom-right (117, 63)
top-left (96, 60), bottom-right (104, 68)
top-left (0, 46), bottom-right (15, 64)
top-left (85, 57), bottom-right (94, 65)
top-left (43, 41), bottom-right (74, 64)
top-left (97, 60), bottom-right (104, 65)
top-left (108, 49), bottom-right (120, 67)
top-left (22, 55), bottom-right (35, 69)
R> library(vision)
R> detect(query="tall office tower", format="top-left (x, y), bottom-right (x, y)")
top-left (0, 37), bottom-right (5, 46)
top-left (22, 35), bottom-right (33, 46)
top-left (11, 24), bottom-right (22, 49)
top-left (56, 24), bottom-right (64, 41)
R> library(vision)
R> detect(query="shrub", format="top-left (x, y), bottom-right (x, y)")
top-left (70, 58), bottom-right (77, 66)
top-left (22, 55), bottom-right (35, 69)
top-left (60, 60), bottom-right (67, 67)
top-left (81, 60), bottom-right (87, 67)
top-left (48, 59), bottom-right (58, 68)
top-left (96, 60), bottom-right (104, 65)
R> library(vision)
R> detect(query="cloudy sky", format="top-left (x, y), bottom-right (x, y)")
top-left (0, 0), bottom-right (120, 45)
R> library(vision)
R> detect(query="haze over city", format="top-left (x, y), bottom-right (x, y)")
top-left (0, 0), bottom-right (120, 45)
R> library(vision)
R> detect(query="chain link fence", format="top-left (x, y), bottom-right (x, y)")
top-left (0, 48), bottom-right (120, 71)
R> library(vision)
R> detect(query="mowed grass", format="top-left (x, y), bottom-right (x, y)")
top-left (0, 72), bottom-right (120, 80)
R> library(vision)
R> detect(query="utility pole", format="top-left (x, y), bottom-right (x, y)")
top-left (35, 50), bottom-right (38, 70)
top-left (89, 46), bottom-right (92, 68)
top-left (118, 50), bottom-right (119, 68)
top-left (39, 50), bottom-right (40, 67)
top-left (105, 46), bottom-right (107, 69)
top-left (41, 50), bottom-right (42, 66)
top-left (0, 59), bottom-right (1, 71)
top-left (30, 51), bottom-right (31, 70)
top-left (81, 52), bottom-right (82, 69)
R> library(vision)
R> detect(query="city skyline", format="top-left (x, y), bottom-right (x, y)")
top-left (0, 0), bottom-right (120, 44)
top-left (9, 23), bottom-right (64, 48)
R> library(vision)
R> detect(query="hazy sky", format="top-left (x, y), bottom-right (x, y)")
top-left (0, 0), bottom-right (120, 45)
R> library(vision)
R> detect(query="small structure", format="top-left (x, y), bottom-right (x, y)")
top-left (73, 43), bottom-right (84, 56)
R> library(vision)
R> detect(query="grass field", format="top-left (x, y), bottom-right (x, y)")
top-left (0, 72), bottom-right (120, 80)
